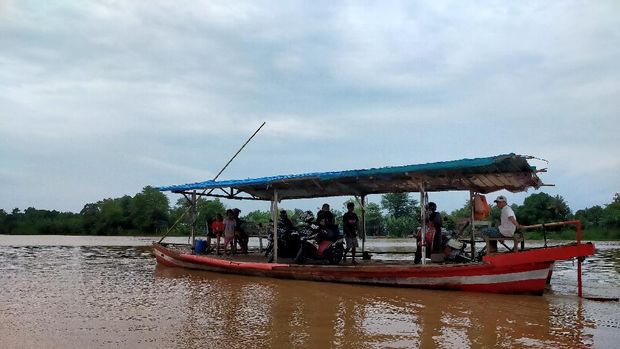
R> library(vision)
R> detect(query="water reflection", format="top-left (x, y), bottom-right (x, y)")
top-left (1, 239), bottom-right (619, 348)
top-left (153, 266), bottom-right (604, 349)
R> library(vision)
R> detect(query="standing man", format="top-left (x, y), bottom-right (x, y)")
top-left (482, 195), bottom-right (520, 253)
top-left (342, 202), bottom-right (359, 265)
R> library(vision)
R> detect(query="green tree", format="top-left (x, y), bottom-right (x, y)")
top-left (381, 193), bottom-right (419, 218)
top-left (384, 216), bottom-right (417, 238)
top-left (0, 209), bottom-right (7, 234)
top-left (381, 193), bottom-right (420, 236)
top-left (365, 202), bottom-right (385, 236)
top-left (245, 210), bottom-right (271, 224)
top-left (574, 205), bottom-right (604, 229)
top-left (80, 203), bottom-right (101, 234)
top-left (196, 198), bottom-right (226, 231)
top-left (519, 193), bottom-right (571, 225)
top-left (130, 186), bottom-right (170, 234)
top-left (601, 193), bottom-right (620, 229)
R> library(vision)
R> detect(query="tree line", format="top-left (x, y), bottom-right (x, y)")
top-left (1, 187), bottom-right (619, 240)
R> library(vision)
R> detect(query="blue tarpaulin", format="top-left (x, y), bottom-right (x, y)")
top-left (157, 153), bottom-right (544, 200)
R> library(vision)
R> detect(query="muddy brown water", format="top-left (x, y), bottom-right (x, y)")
top-left (1, 236), bottom-right (619, 348)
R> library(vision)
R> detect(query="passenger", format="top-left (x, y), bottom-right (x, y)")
top-left (427, 202), bottom-right (443, 253)
top-left (210, 213), bottom-right (225, 255)
top-left (233, 208), bottom-right (249, 254)
top-left (482, 195), bottom-right (520, 253)
top-left (342, 202), bottom-right (359, 265)
top-left (205, 218), bottom-right (215, 253)
top-left (317, 217), bottom-right (337, 242)
top-left (414, 202), bottom-right (442, 264)
top-left (279, 210), bottom-right (295, 231)
top-left (223, 209), bottom-right (236, 256)
top-left (316, 203), bottom-right (335, 227)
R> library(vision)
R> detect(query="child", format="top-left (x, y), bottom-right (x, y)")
top-left (342, 202), bottom-right (359, 265)
top-left (210, 213), bottom-right (225, 255)
top-left (223, 209), bottom-right (237, 256)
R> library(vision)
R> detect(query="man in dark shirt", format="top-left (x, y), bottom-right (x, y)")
top-left (316, 203), bottom-right (335, 226)
top-left (426, 202), bottom-right (443, 253)
top-left (342, 202), bottom-right (359, 265)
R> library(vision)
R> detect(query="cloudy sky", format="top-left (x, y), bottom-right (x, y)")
top-left (1, 0), bottom-right (619, 214)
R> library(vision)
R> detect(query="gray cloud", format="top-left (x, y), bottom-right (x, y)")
top-left (1, 0), bottom-right (619, 212)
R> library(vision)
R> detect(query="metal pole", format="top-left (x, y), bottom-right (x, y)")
top-left (361, 195), bottom-right (367, 255)
top-left (273, 189), bottom-right (279, 263)
top-left (420, 187), bottom-right (426, 265)
top-left (470, 190), bottom-right (476, 259)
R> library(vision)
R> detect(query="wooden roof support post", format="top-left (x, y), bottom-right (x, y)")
top-left (420, 186), bottom-right (426, 265)
top-left (272, 189), bottom-right (279, 263)
top-left (361, 194), bottom-right (367, 255)
top-left (469, 190), bottom-right (476, 259)
top-left (190, 190), bottom-right (197, 249)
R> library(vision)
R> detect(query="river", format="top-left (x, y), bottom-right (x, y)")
top-left (1, 235), bottom-right (618, 348)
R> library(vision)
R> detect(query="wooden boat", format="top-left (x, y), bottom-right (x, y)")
top-left (155, 154), bottom-right (596, 295)
top-left (153, 242), bottom-right (593, 295)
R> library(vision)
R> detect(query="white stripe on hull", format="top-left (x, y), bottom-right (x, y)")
top-left (156, 250), bottom-right (549, 287)
top-left (341, 268), bottom-right (551, 286)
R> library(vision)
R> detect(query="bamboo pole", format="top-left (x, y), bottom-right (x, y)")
top-left (158, 122), bottom-right (266, 243)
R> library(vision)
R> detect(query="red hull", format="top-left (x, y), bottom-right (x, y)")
top-left (153, 242), bottom-right (595, 295)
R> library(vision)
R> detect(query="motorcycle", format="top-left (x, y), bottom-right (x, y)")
top-left (294, 220), bottom-right (345, 265)
top-left (265, 225), bottom-right (301, 263)
top-left (440, 230), bottom-right (488, 263)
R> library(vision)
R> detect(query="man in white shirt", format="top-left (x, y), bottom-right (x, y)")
top-left (482, 195), bottom-right (520, 253)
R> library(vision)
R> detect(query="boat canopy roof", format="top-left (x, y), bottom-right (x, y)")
top-left (157, 153), bottom-right (545, 201)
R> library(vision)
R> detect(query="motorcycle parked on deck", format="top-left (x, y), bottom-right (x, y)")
top-left (294, 212), bottom-right (345, 265)
top-left (265, 225), bottom-right (301, 263)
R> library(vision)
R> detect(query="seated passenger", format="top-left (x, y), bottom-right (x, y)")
top-left (316, 203), bottom-right (335, 227)
top-left (317, 217), bottom-right (338, 242)
top-left (481, 196), bottom-right (521, 253)
top-left (278, 210), bottom-right (295, 231)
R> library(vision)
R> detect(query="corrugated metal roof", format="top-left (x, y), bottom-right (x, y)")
top-left (157, 153), bottom-right (544, 200)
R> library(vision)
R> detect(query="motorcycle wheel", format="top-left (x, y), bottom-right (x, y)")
top-left (294, 245), bottom-right (306, 264)
top-left (265, 242), bottom-right (273, 258)
top-left (328, 243), bottom-right (344, 265)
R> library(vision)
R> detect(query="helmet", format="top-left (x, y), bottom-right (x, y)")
top-left (299, 210), bottom-right (315, 223)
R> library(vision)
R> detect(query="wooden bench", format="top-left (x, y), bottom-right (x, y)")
top-left (483, 231), bottom-right (524, 253)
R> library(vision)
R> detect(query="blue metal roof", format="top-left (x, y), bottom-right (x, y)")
top-left (157, 153), bottom-right (544, 200)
